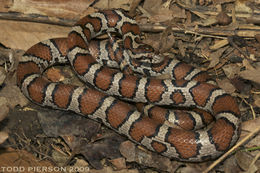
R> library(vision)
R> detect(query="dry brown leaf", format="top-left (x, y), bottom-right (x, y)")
top-left (208, 46), bottom-right (228, 68)
top-left (149, 8), bottom-right (175, 23)
top-left (119, 141), bottom-right (180, 172)
top-left (0, 79), bottom-right (29, 108)
top-left (241, 117), bottom-right (260, 134)
top-left (254, 95), bottom-right (260, 107)
top-left (0, 148), bottom-right (61, 173)
top-left (89, 166), bottom-right (138, 173)
top-left (235, 0), bottom-right (253, 13)
top-left (240, 117), bottom-right (260, 149)
top-left (222, 64), bottom-right (241, 79)
top-left (0, 20), bottom-right (70, 50)
top-left (235, 151), bottom-right (260, 172)
top-left (0, 67), bottom-right (6, 85)
top-left (171, 4), bottom-right (186, 19)
top-left (239, 67), bottom-right (260, 84)
top-left (177, 40), bottom-right (187, 57)
top-left (0, 97), bottom-right (9, 122)
top-left (143, 0), bottom-right (163, 15)
top-left (9, 0), bottom-right (94, 19)
top-left (216, 78), bottom-right (236, 94)
top-left (0, 131), bottom-right (8, 144)
top-left (242, 59), bottom-right (255, 70)
top-left (93, 0), bottom-right (131, 10)
top-left (0, 0), bottom-right (12, 12)
top-left (223, 157), bottom-right (241, 173)
top-left (109, 158), bottom-right (127, 170)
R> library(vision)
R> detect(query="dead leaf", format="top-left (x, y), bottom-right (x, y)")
top-left (0, 20), bottom-right (70, 50)
top-left (216, 78), bottom-right (236, 94)
top-left (119, 141), bottom-right (180, 172)
top-left (119, 141), bottom-right (136, 162)
top-left (79, 134), bottom-right (124, 169)
top-left (242, 59), bottom-right (255, 71)
top-left (223, 157), bottom-right (241, 173)
top-left (208, 46), bottom-right (228, 68)
top-left (37, 110), bottom-right (100, 140)
top-left (177, 40), bottom-right (187, 57)
top-left (0, 148), bottom-right (61, 173)
top-left (235, 151), bottom-right (260, 172)
top-left (0, 132), bottom-right (8, 144)
top-left (149, 8), bottom-right (175, 23)
top-left (241, 117), bottom-right (260, 134)
top-left (253, 95), bottom-right (260, 107)
top-left (109, 157), bottom-right (127, 170)
top-left (93, 0), bottom-right (131, 10)
top-left (89, 166), bottom-right (139, 173)
top-left (222, 63), bottom-right (241, 79)
top-left (240, 117), bottom-right (260, 149)
top-left (0, 67), bottom-right (6, 85)
top-left (9, 0), bottom-right (95, 19)
top-left (239, 67), bottom-right (260, 84)
top-left (143, 0), bottom-right (163, 15)
top-left (0, 78), bottom-right (29, 108)
top-left (0, 98), bottom-right (9, 122)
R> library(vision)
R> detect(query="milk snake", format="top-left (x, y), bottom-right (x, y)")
top-left (17, 9), bottom-right (241, 162)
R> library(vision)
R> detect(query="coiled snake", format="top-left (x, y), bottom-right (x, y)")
top-left (17, 9), bottom-right (241, 162)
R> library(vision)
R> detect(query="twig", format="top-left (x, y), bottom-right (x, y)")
top-left (140, 24), bottom-right (260, 38)
top-left (202, 125), bottom-right (260, 173)
top-left (0, 12), bottom-right (75, 26)
top-left (1, 12), bottom-right (260, 38)
top-left (242, 98), bottom-right (256, 119)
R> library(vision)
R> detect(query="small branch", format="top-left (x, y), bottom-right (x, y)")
top-left (140, 24), bottom-right (260, 38)
top-left (1, 12), bottom-right (260, 38)
top-left (0, 12), bottom-right (74, 26)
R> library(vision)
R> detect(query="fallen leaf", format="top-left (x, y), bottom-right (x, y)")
top-left (9, 0), bottom-right (95, 19)
top-left (0, 148), bottom-right (61, 173)
top-left (119, 141), bottom-right (180, 172)
top-left (0, 78), bottom-right (29, 108)
top-left (109, 157), bottom-right (126, 170)
top-left (37, 110), bottom-right (100, 139)
top-left (143, 0), bottom-right (163, 15)
top-left (235, 151), bottom-right (260, 172)
top-left (253, 95), bottom-right (260, 107)
top-left (222, 63), bottom-right (241, 79)
top-left (216, 78), bottom-right (236, 94)
top-left (0, 132), bottom-right (8, 144)
top-left (93, 0), bottom-right (131, 10)
top-left (242, 59), bottom-right (255, 70)
top-left (223, 157), bottom-right (241, 173)
top-left (239, 67), bottom-right (260, 84)
top-left (0, 19), bottom-right (70, 50)
top-left (208, 46), bottom-right (228, 68)
top-left (0, 67), bottom-right (6, 85)
top-left (79, 134), bottom-right (124, 169)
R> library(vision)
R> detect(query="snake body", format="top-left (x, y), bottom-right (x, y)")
top-left (17, 9), bottom-right (241, 162)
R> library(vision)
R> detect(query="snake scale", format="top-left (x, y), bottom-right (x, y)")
top-left (16, 9), bottom-right (241, 162)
